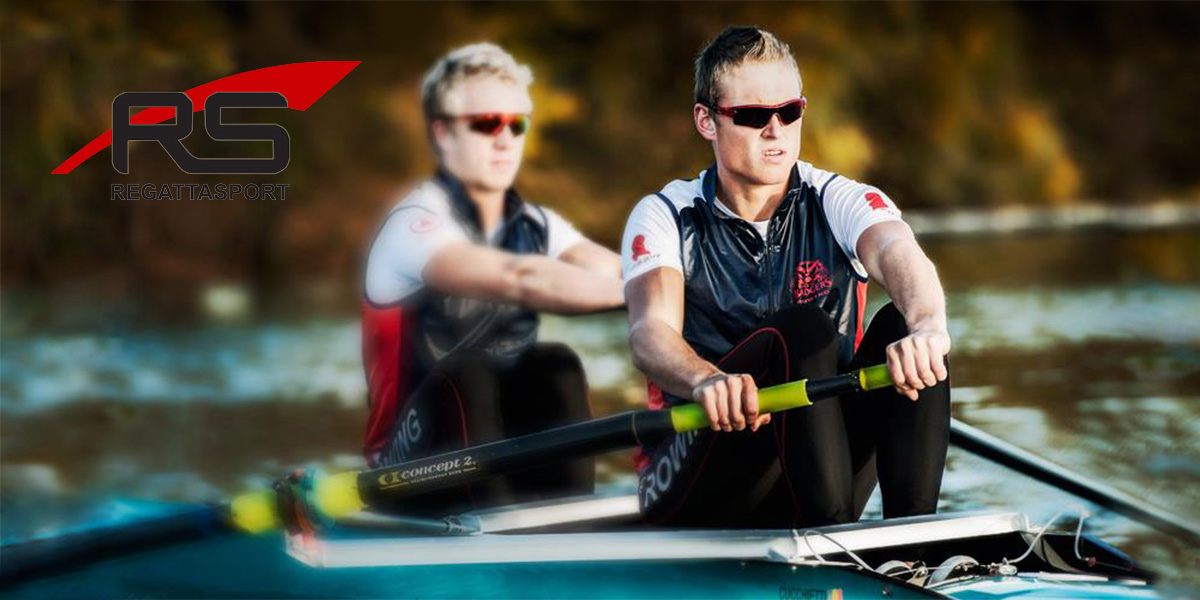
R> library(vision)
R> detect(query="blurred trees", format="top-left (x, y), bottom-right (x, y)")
top-left (3, 1), bottom-right (1199, 305)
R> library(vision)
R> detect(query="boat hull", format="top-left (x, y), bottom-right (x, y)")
top-left (1, 533), bottom-right (938, 599)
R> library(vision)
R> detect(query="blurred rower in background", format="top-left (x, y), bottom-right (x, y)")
top-left (361, 43), bottom-right (623, 515)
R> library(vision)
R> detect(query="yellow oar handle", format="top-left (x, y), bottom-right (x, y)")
top-left (859, 364), bottom-right (893, 391)
top-left (231, 471), bottom-right (363, 534)
top-left (668, 364), bottom-right (893, 433)
top-left (669, 380), bottom-right (809, 431)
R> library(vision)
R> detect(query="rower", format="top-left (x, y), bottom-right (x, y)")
top-left (361, 43), bottom-right (623, 516)
top-left (622, 26), bottom-right (952, 528)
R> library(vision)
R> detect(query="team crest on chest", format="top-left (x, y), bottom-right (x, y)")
top-left (793, 259), bottom-right (834, 304)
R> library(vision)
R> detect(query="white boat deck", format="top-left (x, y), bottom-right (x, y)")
top-left (288, 494), bottom-right (1031, 569)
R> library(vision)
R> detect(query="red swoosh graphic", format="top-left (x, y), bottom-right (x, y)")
top-left (52, 61), bottom-right (360, 174)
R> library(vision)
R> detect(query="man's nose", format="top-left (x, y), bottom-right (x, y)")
top-left (761, 114), bottom-right (784, 138)
top-left (493, 127), bottom-right (514, 149)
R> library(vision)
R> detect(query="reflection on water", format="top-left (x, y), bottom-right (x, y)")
top-left (2, 227), bottom-right (1199, 586)
top-left (5, 287), bottom-right (1195, 411)
top-left (0, 322), bottom-right (365, 412)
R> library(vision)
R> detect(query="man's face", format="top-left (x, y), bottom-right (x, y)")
top-left (432, 77), bottom-right (533, 193)
top-left (695, 60), bottom-right (803, 188)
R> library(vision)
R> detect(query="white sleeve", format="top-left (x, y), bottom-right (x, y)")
top-left (621, 195), bottom-right (683, 284)
top-left (820, 175), bottom-right (903, 261)
top-left (541, 207), bottom-right (587, 259)
top-left (364, 206), bottom-right (468, 303)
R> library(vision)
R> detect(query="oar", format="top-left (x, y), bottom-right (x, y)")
top-left (229, 364), bottom-right (896, 533)
top-left (949, 418), bottom-right (1200, 545)
top-left (0, 365), bottom-right (890, 586)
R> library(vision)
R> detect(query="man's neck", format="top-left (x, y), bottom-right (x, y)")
top-left (713, 164), bottom-right (789, 222)
top-left (466, 185), bottom-right (506, 236)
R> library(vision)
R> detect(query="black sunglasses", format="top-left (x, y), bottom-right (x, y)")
top-left (708, 97), bottom-right (807, 129)
top-left (445, 113), bottom-right (531, 137)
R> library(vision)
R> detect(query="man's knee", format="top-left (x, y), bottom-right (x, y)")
top-left (437, 349), bottom-right (495, 375)
top-left (765, 304), bottom-right (838, 354)
top-left (523, 342), bottom-right (585, 375)
top-left (516, 343), bottom-right (590, 417)
top-left (756, 304), bottom-right (840, 375)
top-left (431, 349), bottom-right (499, 406)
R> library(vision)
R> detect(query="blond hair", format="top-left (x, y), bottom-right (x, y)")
top-left (695, 26), bottom-right (799, 107)
top-left (421, 42), bottom-right (534, 122)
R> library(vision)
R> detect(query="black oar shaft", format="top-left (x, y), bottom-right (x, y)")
top-left (0, 505), bottom-right (230, 587)
top-left (950, 419), bottom-right (1200, 545)
top-left (358, 411), bottom-right (674, 506)
top-left (357, 366), bottom-right (894, 506)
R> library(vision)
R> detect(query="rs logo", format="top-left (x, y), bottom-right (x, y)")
top-left (112, 92), bottom-right (290, 175)
top-left (51, 61), bottom-right (360, 175)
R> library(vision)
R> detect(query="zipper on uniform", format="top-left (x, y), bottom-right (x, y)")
top-left (764, 215), bottom-right (783, 314)
top-left (766, 189), bottom-right (799, 313)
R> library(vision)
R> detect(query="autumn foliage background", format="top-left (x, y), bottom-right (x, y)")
top-left (4, 1), bottom-right (1200, 324)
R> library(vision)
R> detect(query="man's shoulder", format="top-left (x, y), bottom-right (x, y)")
top-left (368, 180), bottom-right (460, 249)
top-left (516, 198), bottom-right (552, 228)
top-left (794, 161), bottom-right (890, 204)
top-left (645, 173), bottom-right (704, 211)
top-left (794, 160), bottom-right (841, 193)
top-left (389, 179), bottom-right (453, 217)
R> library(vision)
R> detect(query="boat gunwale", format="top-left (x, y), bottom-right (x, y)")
top-left (289, 508), bottom-right (1032, 569)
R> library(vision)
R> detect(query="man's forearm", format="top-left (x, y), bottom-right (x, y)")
top-left (512, 254), bottom-right (624, 315)
top-left (629, 318), bottom-right (721, 398)
top-left (560, 240), bottom-right (623, 281)
top-left (876, 238), bottom-right (946, 331)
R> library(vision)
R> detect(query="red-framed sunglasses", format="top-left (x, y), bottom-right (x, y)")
top-left (708, 97), bottom-right (807, 129)
top-left (446, 113), bottom-right (531, 137)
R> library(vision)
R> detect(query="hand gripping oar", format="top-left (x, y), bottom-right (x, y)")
top-left (230, 364), bottom-right (896, 533)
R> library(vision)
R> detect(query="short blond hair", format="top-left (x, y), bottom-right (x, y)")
top-left (695, 26), bottom-right (799, 107)
top-left (420, 42), bottom-right (534, 122)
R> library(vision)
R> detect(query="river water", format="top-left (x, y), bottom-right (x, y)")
top-left (2, 226), bottom-right (1198, 591)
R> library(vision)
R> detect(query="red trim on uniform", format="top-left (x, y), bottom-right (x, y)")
top-left (721, 327), bottom-right (785, 366)
top-left (361, 302), bottom-right (415, 457)
top-left (854, 281), bottom-right (868, 351)
top-left (633, 380), bottom-right (667, 472)
top-left (631, 448), bottom-right (651, 474)
top-left (646, 381), bottom-right (665, 411)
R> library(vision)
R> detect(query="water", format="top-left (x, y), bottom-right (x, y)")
top-left (2, 227), bottom-right (1198, 590)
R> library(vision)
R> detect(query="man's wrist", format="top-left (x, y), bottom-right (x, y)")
top-left (687, 364), bottom-right (724, 390)
top-left (907, 314), bottom-right (948, 335)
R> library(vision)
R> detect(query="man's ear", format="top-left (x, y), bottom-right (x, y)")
top-left (694, 104), bottom-right (717, 142)
top-left (430, 119), bottom-right (451, 152)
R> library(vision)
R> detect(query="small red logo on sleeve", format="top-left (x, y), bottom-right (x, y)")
top-left (631, 234), bottom-right (650, 261)
top-left (410, 216), bottom-right (441, 234)
top-left (865, 192), bottom-right (888, 211)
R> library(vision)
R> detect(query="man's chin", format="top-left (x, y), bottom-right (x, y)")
top-left (486, 175), bottom-right (519, 192)
top-left (743, 163), bottom-right (794, 187)
top-left (463, 173), bottom-right (518, 194)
